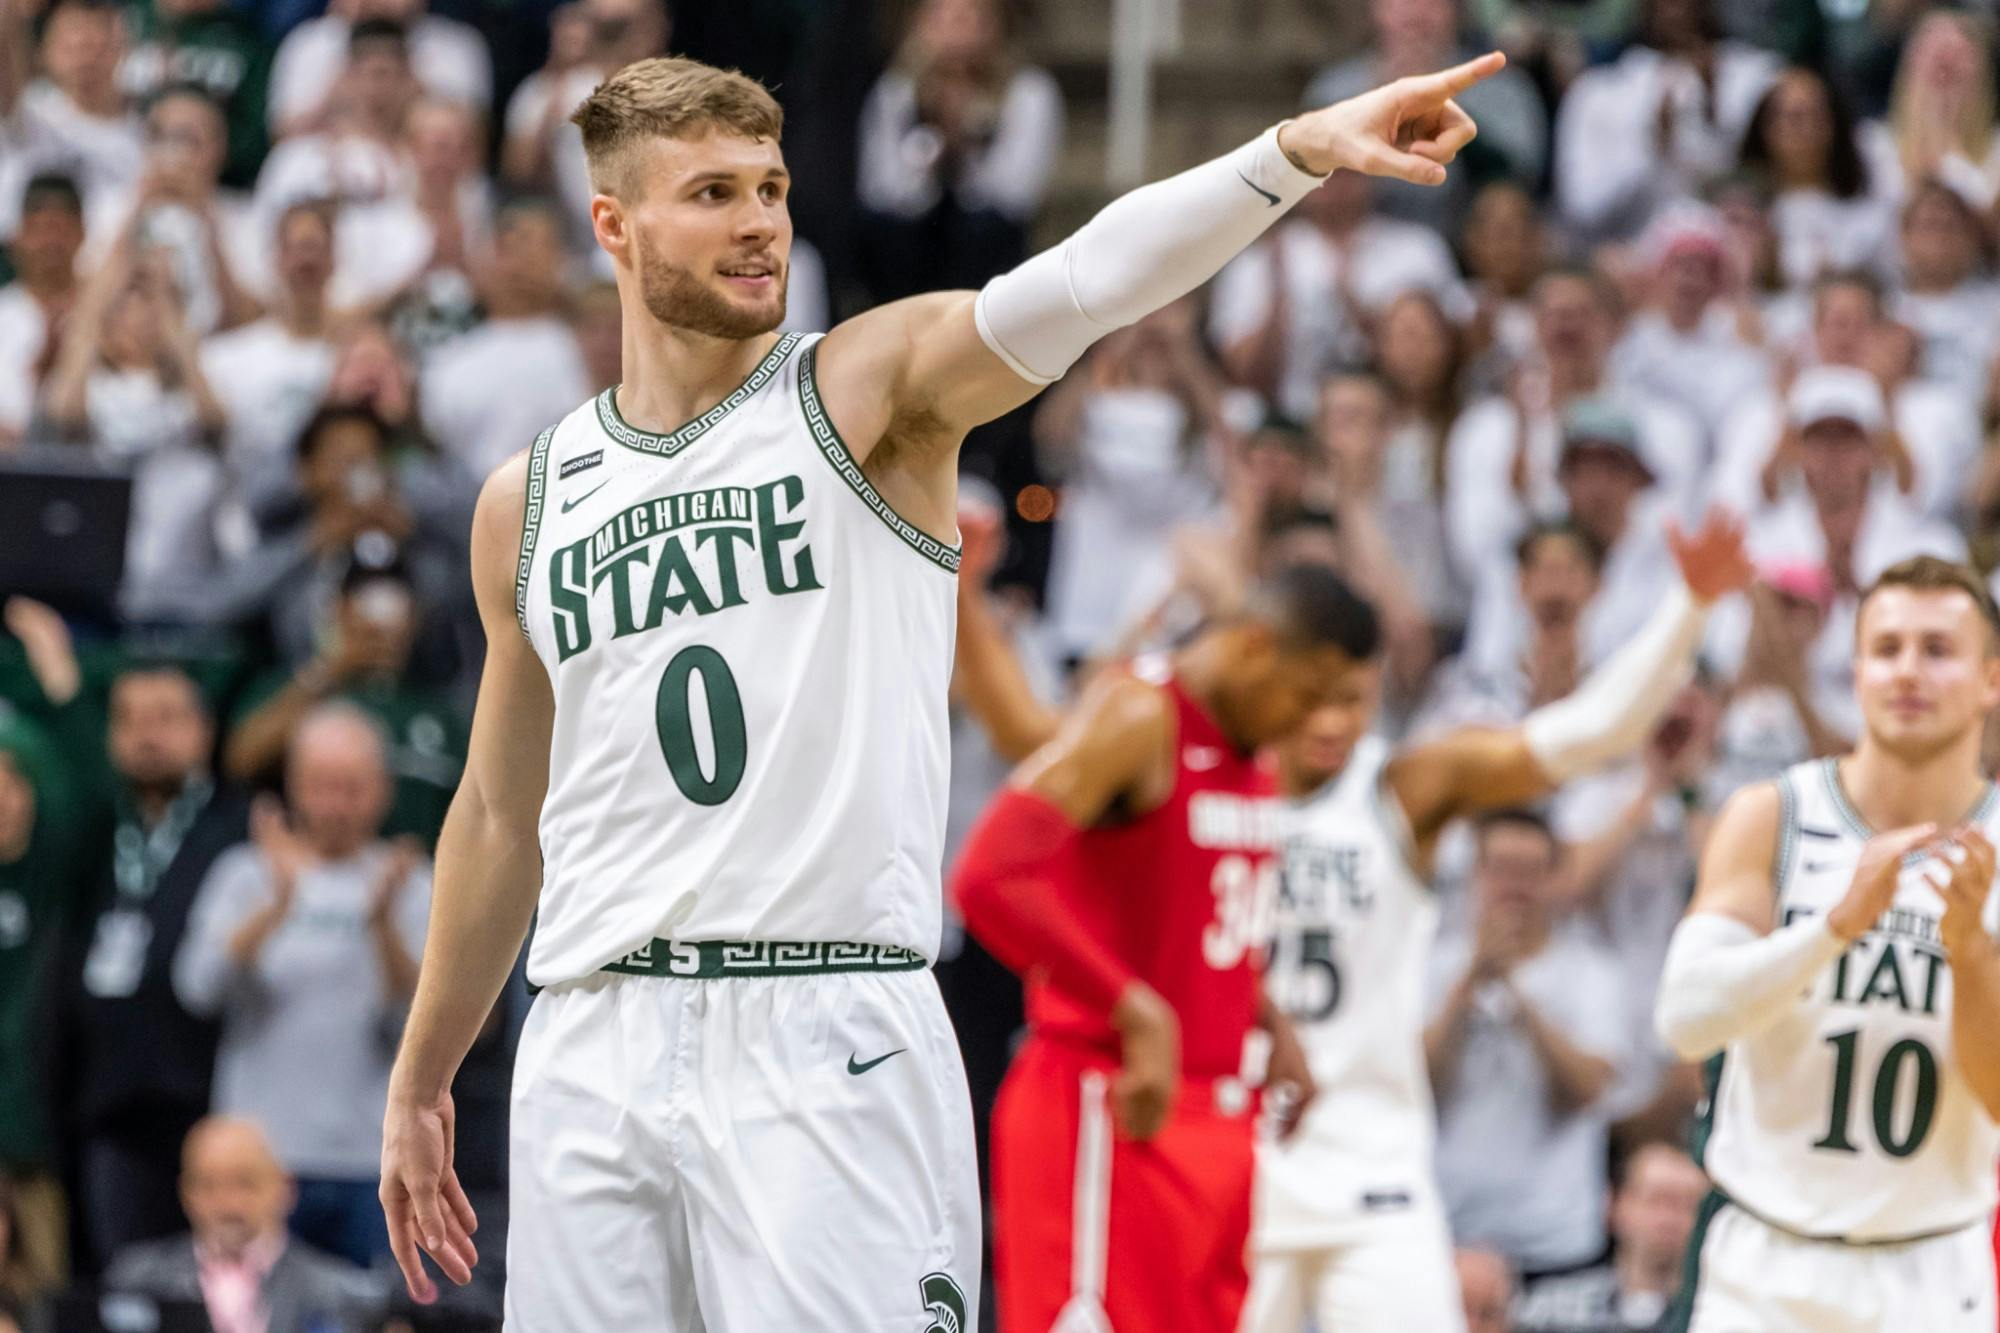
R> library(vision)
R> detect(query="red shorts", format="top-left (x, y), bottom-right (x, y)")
top-left (990, 1035), bottom-right (1256, 1333)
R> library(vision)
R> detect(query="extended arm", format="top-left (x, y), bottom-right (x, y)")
top-left (1388, 513), bottom-right (1749, 856)
top-left (381, 454), bottom-right (554, 1302)
top-left (952, 577), bottom-right (1061, 765)
top-left (815, 54), bottom-right (1503, 461)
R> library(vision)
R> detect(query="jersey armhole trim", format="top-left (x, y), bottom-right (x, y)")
top-left (514, 426), bottom-right (556, 639)
top-left (796, 341), bottom-right (963, 576)
top-left (1370, 761), bottom-right (1427, 887)
top-left (1773, 773), bottom-right (1798, 898)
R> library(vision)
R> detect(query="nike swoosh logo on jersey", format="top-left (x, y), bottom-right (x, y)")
top-left (847, 1048), bottom-right (906, 1076)
top-left (1184, 746), bottom-right (1225, 771)
top-left (1235, 170), bottom-right (1280, 206)
top-left (561, 478), bottom-right (612, 513)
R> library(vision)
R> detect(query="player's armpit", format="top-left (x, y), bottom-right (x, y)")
top-left (1384, 727), bottom-right (1548, 856)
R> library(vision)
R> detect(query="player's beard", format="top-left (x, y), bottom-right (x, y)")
top-left (635, 232), bottom-right (786, 340)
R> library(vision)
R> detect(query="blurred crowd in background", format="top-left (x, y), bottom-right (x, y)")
top-left (2, 0), bottom-right (1999, 1327)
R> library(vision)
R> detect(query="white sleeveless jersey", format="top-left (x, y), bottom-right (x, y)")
top-left (514, 332), bottom-right (960, 986)
top-left (1701, 757), bottom-right (2000, 1240)
top-left (1257, 736), bottom-right (1443, 1249)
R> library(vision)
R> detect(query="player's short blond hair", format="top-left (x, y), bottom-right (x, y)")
top-left (570, 57), bottom-right (784, 199)
top-left (1859, 555), bottom-right (2000, 652)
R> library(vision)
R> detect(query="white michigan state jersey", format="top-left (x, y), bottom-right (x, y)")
top-left (1258, 736), bottom-right (1443, 1249)
top-left (515, 332), bottom-right (960, 986)
top-left (1701, 757), bottom-right (2000, 1240)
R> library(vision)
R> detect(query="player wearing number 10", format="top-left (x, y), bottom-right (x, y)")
top-left (375, 45), bottom-right (1514, 1333)
top-left (1656, 556), bottom-right (2000, 1333)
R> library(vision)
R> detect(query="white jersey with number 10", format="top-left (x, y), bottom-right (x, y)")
top-left (514, 332), bottom-right (960, 987)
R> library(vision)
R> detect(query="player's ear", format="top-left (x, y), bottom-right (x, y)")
top-left (591, 193), bottom-right (629, 255)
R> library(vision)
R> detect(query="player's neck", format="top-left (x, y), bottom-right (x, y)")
top-left (617, 320), bottom-right (782, 432)
top-left (1839, 738), bottom-right (1990, 831)
top-left (1171, 639), bottom-right (1250, 753)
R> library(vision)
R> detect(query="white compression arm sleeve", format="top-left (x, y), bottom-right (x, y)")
top-left (1521, 582), bottom-right (1708, 782)
top-left (1654, 913), bottom-right (1850, 1060)
top-left (973, 126), bottom-right (1326, 384)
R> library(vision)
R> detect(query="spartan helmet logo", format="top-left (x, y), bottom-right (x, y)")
top-left (919, 1271), bottom-right (966, 1333)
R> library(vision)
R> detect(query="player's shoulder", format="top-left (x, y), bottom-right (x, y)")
top-left (1068, 664), bottom-right (1177, 747)
top-left (1704, 779), bottom-right (1786, 869)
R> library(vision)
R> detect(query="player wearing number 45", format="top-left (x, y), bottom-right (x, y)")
top-left (1655, 555), bottom-right (2000, 1333)
top-left (949, 513), bottom-right (1753, 1331)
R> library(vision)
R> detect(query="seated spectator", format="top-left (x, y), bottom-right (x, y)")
top-left (1738, 67), bottom-right (1894, 289)
top-left (1456, 1246), bottom-right (1516, 1333)
top-left (419, 198), bottom-right (589, 480)
top-left (856, 0), bottom-right (1063, 299)
top-left (1554, 0), bottom-right (1779, 242)
top-left (1427, 811), bottom-right (1626, 1276)
top-left (253, 20), bottom-right (428, 309)
top-left (103, 1116), bottom-right (383, 1332)
top-left (225, 561), bottom-right (466, 848)
top-left (1460, 179), bottom-right (1547, 388)
top-left (0, 174), bottom-right (83, 444)
top-left (199, 201), bottom-right (339, 499)
top-left (1858, 11), bottom-right (2000, 211)
top-left (0, 0), bottom-right (143, 244)
top-left (1212, 166), bottom-right (1470, 423)
top-left (1036, 303), bottom-right (1229, 663)
top-left (40, 230), bottom-right (228, 624)
top-left (502, 0), bottom-right (671, 258)
top-left (1712, 272), bottom-right (1978, 521)
top-left (117, 0), bottom-right (273, 189)
top-left (1302, 0), bottom-right (1546, 236)
top-left (1890, 178), bottom-right (1997, 404)
top-left (267, 0), bottom-right (489, 140)
top-left (1445, 267), bottom-right (1703, 597)
top-left (175, 705), bottom-right (431, 1267)
top-left (1610, 204), bottom-right (1772, 443)
top-left (207, 405), bottom-right (470, 681)
top-left (1514, 1142), bottom-right (1707, 1332)
top-left (54, 663), bottom-right (250, 1272)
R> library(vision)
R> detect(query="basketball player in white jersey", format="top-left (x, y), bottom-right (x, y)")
top-left (372, 50), bottom-right (1509, 1332)
top-left (1242, 519), bottom-right (1752, 1333)
top-left (1655, 554), bottom-right (2000, 1333)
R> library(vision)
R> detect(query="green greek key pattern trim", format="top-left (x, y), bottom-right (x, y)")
top-left (1820, 759), bottom-right (1871, 839)
top-left (599, 938), bottom-right (930, 979)
top-left (596, 333), bottom-right (805, 458)
top-left (515, 427), bottom-right (556, 639)
top-left (1661, 1187), bottom-right (1728, 1333)
top-left (797, 342), bottom-right (961, 575)
top-left (1774, 771), bottom-right (1799, 892)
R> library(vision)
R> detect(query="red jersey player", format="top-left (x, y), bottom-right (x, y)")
top-left (952, 563), bottom-right (1376, 1332)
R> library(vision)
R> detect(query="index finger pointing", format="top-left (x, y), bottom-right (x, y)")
top-left (1409, 51), bottom-right (1507, 102)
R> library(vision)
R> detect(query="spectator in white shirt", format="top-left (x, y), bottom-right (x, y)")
top-left (1610, 204), bottom-right (1772, 442)
top-left (1891, 177), bottom-right (1998, 404)
top-left (41, 234), bottom-right (228, 621)
top-left (1738, 67), bottom-right (1894, 289)
top-left (0, 174), bottom-right (84, 441)
top-left (1712, 271), bottom-right (1979, 521)
top-left (1301, 0), bottom-right (1547, 236)
top-left (420, 199), bottom-right (589, 479)
top-left (1445, 267), bottom-right (1704, 594)
top-left (1554, 0), bottom-right (1780, 243)
top-left (267, 0), bottom-right (488, 141)
top-left (0, 0), bottom-right (144, 243)
top-left (1858, 11), bottom-right (2000, 212)
top-left (200, 201), bottom-right (339, 490)
top-left (1427, 810), bottom-right (1626, 1276)
top-left (1461, 179), bottom-right (1548, 390)
top-left (1211, 166), bottom-right (1470, 423)
top-left (254, 20), bottom-right (413, 223)
top-left (94, 84), bottom-right (260, 336)
top-left (855, 0), bottom-right (1063, 298)
top-left (502, 0), bottom-right (670, 261)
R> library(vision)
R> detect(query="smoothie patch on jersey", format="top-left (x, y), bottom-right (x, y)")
top-left (547, 476), bottom-right (823, 661)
